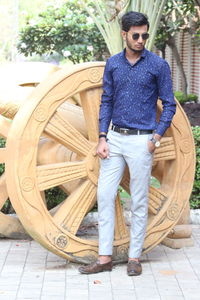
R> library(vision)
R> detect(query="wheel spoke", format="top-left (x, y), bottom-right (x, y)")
top-left (148, 186), bottom-right (168, 215)
top-left (79, 88), bottom-right (101, 142)
top-left (114, 193), bottom-right (129, 240)
top-left (37, 160), bottom-right (87, 191)
top-left (45, 110), bottom-right (92, 157)
top-left (0, 148), bottom-right (6, 163)
top-left (53, 179), bottom-right (96, 234)
top-left (154, 137), bottom-right (176, 161)
top-left (0, 174), bottom-right (8, 210)
top-left (0, 115), bottom-right (10, 138)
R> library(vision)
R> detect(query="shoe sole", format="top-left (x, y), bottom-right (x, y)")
top-left (79, 268), bottom-right (112, 274)
top-left (127, 271), bottom-right (142, 276)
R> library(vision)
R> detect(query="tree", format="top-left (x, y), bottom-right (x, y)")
top-left (155, 0), bottom-right (200, 95)
top-left (17, 0), bottom-right (108, 63)
top-left (81, 0), bottom-right (168, 54)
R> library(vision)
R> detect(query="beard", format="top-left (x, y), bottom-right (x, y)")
top-left (126, 37), bottom-right (144, 54)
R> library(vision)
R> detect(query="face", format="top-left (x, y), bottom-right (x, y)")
top-left (122, 25), bottom-right (149, 53)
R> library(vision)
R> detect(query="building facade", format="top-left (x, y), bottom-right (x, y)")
top-left (157, 32), bottom-right (200, 101)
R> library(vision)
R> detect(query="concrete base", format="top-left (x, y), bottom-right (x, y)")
top-left (162, 237), bottom-right (194, 248)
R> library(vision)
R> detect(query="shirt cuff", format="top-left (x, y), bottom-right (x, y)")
top-left (155, 123), bottom-right (168, 136)
top-left (99, 124), bottom-right (109, 134)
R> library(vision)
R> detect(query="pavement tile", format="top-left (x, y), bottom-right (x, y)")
top-left (89, 290), bottom-right (113, 300)
top-left (41, 295), bottom-right (65, 299)
top-left (160, 297), bottom-right (185, 300)
top-left (113, 294), bottom-right (137, 300)
top-left (135, 287), bottom-right (160, 297)
top-left (0, 225), bottom-right (200, 300)
top-left (0, 296), bottom-right (17, 300)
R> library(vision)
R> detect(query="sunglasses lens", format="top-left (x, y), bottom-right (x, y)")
top-left (142, 33), bottom-right (149, 40)
top-left (132, 33), bottom-right (149, 40)
top-left (132, 33), bottom-right (139, 40)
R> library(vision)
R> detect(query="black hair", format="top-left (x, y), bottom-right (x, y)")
top-left (121, 11), bottom-right (149, 32)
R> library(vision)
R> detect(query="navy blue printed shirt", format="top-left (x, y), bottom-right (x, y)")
top-left (99, 48), bottom-right (176, 136)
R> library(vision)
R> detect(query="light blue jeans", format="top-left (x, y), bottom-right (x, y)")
top-left (97, 129), bottom-right (153, 258)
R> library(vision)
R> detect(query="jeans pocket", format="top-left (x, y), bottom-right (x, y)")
top-left (146, 134), bottom-right (154, 155)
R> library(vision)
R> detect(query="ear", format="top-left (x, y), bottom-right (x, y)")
top-left (121, 31), bottom-right (126, 41)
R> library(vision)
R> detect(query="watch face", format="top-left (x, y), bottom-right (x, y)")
top-left (155, 141), bottom-right (160, 147)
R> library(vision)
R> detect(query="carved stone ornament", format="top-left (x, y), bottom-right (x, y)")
top-left (55, 234), bottom-right (68, 249)
top-left (21, 177), bottom-right (34, 192)
top-left (167, 203), bottom-right (180, 221)
top-left (116, 245), bottom-right (129, 257)
top-left (180, 138), bottom-right (191, 154)
top-left (34, 106), bottom-right (48, 122)
top-left (88, 68), bottom-right (102, 83)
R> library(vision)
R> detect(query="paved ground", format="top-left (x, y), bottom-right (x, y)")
top-left (0, 225), bottom-right (200, 300)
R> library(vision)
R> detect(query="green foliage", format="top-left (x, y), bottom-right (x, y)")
top-left (190, 126), bottom-right (200, 209)
top-left (174, 91), bottom-right (187, 104)
top-left (0, 138), bottom-right (6, 175)
top-left (44, 187), bottom-right (67, 210)
top-left (174, 91), bottom-right (198, 104)
top-left (17, 0), bottom-right (108, 63)
top-left (155, 0), bottom-right (200, 51)
top-left (187, 94), bottom-right (198, 103)
top-left (0, 138), bottom-right (6, 148)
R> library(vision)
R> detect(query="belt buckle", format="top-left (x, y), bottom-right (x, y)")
top-left (120, 128), bottom-right (129, 135)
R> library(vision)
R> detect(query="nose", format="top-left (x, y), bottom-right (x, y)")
top-left (138, 35), bottom-right (143, 43)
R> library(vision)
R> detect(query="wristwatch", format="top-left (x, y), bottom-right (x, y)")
top-left (150, 137), bottom-right (161, 148)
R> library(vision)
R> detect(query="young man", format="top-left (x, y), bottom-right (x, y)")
top-left (79, 11), bottom-right (176, 276)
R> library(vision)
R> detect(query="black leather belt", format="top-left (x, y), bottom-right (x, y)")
top-left (111, 125), bottom-right (153, 135)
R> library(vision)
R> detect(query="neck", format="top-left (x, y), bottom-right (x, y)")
top-left (125, 47), bottom-right (143, 60)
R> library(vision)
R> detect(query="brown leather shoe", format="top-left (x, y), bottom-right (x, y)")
top-left (127, 260), bottom-right (142, 276)
top-left (78, 260), bottom-right (113, 274)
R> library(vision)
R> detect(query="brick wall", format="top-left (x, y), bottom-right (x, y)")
top-left (156, 32), bottom-right (200, 101)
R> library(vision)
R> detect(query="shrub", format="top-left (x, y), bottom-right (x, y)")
top-left (174, 91), bottom-right (187, 104)
top-left (190, 126), bottom-right (200, 209)
top-left (174, 91), bottom-right (198, 104)
top-left (45, 187), bottom-right (67, 210)
top-left (0, 138), bottom-right (5, 174)
top-left (187, 93), bottom-right (198, 103)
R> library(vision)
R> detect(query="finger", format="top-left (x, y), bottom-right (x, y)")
top-left (97, 151), bottom-right (106, 159)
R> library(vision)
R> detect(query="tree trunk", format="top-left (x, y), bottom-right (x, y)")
top-left (194, 0), bottom-right (200, 7)
top-left (167, 35), bottom-right (188, 95)
top-left (161, 47), bottom-right (166, 59)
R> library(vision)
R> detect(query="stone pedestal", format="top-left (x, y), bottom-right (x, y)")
top-left (162, 203), bottom-right (194, 248)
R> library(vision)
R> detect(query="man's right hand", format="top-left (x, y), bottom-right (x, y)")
top-left (96, 138), bottom-right (109, 159)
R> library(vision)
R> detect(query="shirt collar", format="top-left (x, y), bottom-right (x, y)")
top-left (121, 48), bottom-right (147, 60)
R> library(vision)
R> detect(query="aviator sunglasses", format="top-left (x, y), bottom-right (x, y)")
top-left (132, 32), bottom-right (149, 40)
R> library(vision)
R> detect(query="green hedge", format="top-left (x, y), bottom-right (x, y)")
top-left (190, 126), bottom-right (200, 209)
top-left (174, 91), bottom-right (198, 104)
top-left (0, 138), bottom-right (5, 174)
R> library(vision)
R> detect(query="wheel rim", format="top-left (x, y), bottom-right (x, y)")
top-left (6, 62), bottom-right (195, 263)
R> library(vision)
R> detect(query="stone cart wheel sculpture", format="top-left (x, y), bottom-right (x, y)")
top-left (6, 62), bottom-right (195, 263)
